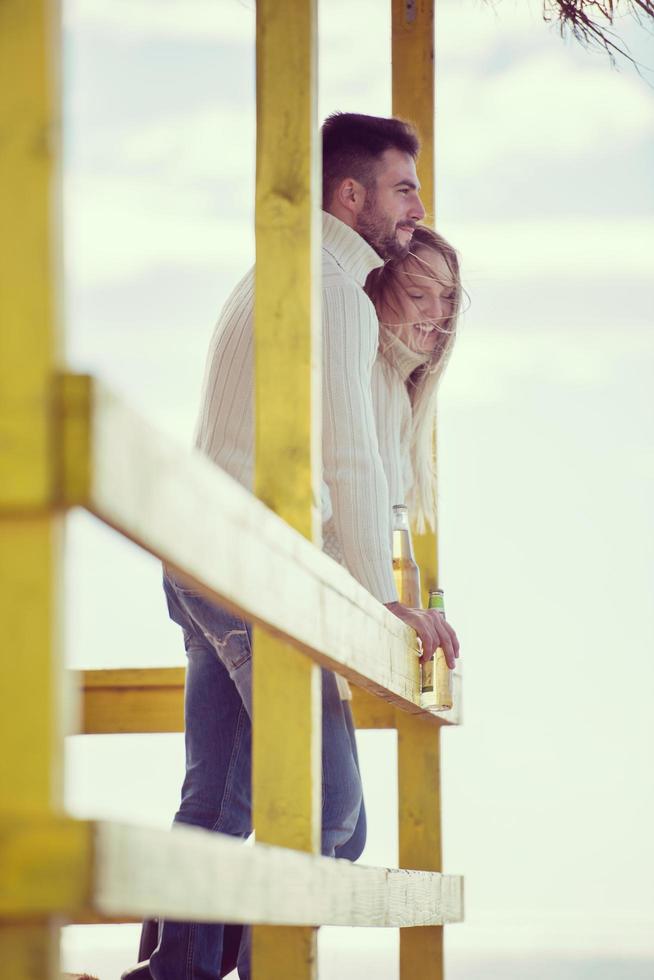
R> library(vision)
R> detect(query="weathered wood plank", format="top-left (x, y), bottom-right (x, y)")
top-left (58, 375), bottom-right (464, 720)
top-left (2, 817), bottom-right (462, 928)
top-left (253, 0), bottom-right (322, 971)
top-left (392, 0), bottom-right (435, 222)
top-left (94, 820), bottom-right (463, 928)
top-left (253, 632), bottom-right (322, 855)
top-left (392, 3), bottom-right (452, 973)
top-left (0, 1), bottom-right (67, 976)
top-left (254, 0), bottom-right (321, 542)
top-left (397, 708), bottom-right (444, 978)
top-left (75, 668), bottom-right (460, 734)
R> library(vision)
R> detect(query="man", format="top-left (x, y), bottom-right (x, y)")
top-left (124, 112), bottom-right (459, 980)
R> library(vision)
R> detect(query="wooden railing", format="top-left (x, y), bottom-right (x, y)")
top-left (0, 1), bottom-right (462, 978)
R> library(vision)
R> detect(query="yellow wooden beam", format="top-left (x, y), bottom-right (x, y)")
top-left (0, 817), bottom-right (93, 919)
top-left (0, 813), bottom-right (464, 927)
top-left (79, 668), bottom-right (185, 734)
top-left (392, 7), bottom-right (451, 968)
top-left (0, 1), bottom-right (67, 975)
top-left (254, 0), bottom-right (321, 542)
top-left (396, 709), bottom-right (444, 978)
top-left (392, 0), bottom-right (439, 602)
top-left (253, 0), bottom-right (321, 975)
top-left (392, 0), bottom-right (435, 224)
top-left (351, 685), bottom-right (397, 729)
top-left (75, 668), bottom-right (460, 735)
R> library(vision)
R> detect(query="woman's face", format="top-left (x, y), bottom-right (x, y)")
top-left (378, 247), bottom-right (456, 355)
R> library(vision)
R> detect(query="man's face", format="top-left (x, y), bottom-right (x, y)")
top-left (355, 149), bottom-right (426, 260)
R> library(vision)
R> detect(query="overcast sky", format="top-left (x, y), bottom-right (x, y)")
top-left (59, 1), bottom-right (654, 976)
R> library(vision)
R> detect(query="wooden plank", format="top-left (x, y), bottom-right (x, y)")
top-left (253, 634), bottom-right (321, 854)
top-left (57, 376), bottom-right (461, 718)
top-left (393, 4), bottom-right (451, 974)
top-left (1, 816), bottom-right (462, 927)
top-left (75, 668), bottom-right (460, 734)
top-left (351, 685), bottom-right (396, 729)
top-left (352, 674), bottom-right (461, 729)
top-left (78, 668), bottom-right (185, 734)
top-left (392, 0), bottom-right (435, 222)
top-left (82, 684), bottom-right (184, 735)
top-left (81, 667), bottom-right (186, 689)
top-left (0, 1), bottom-right (67, 976)
top-left (0, 817), bottom-right (93, 917)
top-left (93, 820), bottom-right (463, 928)
top-left (393, 0), bottom-right (439, 605)
top-left (0, 924), bottom-right (59, 978)
top-left (254, 0), bottom-right (321, 542)
top-left (396, 708), bottom-right (444, 978)
top-left (254, 1), bottom-right (321, 973)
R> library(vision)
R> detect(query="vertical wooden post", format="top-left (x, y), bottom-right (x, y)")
top-left (0, 1), bottom-right (67, 977)
top-left (392, 2), bottom-right (444, 978)
top-left (395, 710), bottom-right (443, 978)
top-left (392, 0), bottom-right (435, 224)
top-left (253, 0), bottom-right (321, 977)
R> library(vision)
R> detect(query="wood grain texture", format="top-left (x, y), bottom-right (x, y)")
top-left (392, 0), bottom-right (435, 223)
top-left (75, 668), bottom-right (460, 734)
top-left (93, 820), bottom-right (463, 928)
top-left (254, 3), bottom-right (321, 971)
top-left (0, 816), bottom-right (92, 917)
top-left (59, 375), bottom-right (464, 722)
top-left (393, 0), bottom-right (439, 608)
top-left (253, 631), bottom-right (322, 855)
top-left (0, 2), bottom-right (68, 975)
top-left (392, 6), bottom-right (453, 970)
top-left (397, 709), bottom-right (444, 978)
top-left (254, 0), bottom-right (320, 542)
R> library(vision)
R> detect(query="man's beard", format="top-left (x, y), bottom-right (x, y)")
top-left (356, 190), bottom-right (414, 261)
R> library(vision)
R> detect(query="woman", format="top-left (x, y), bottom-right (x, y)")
top-left (366, 223), bottom-right (461, 533)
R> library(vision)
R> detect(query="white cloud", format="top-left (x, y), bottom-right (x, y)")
top-left (120, 106), bottom-right (256, 183)
top-left (438, 52), bottom-right (654, 176)
top-left (441, 324), bottom-right (654, 409)
top-left (452, 216), bottom-right (654, 279)
top-left (63, 174), bottom-right (254, 286)
top-left (64, 0), bottom-right (255, 42)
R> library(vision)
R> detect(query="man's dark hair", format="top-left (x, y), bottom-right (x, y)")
top-left (321, 112), bottom-right (420, 209)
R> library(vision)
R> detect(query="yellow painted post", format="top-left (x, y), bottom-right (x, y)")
top-left (395, 709), bottom-right (443, 976)
top-left (392, 2), bottom-right (445, 978)
top-left (0, 1), bottom-right (68, 976)
top-left (392, 0), bottom-right (438, 601)
top-left (392, 0), bottom-right (435, 224)
top-left (253, 0), bottom-right (321, 977)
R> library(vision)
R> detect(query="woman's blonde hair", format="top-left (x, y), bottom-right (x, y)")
top-left (365, 225), bottom-right (462, 532)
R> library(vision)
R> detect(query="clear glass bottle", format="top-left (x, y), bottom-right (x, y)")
top-left (420, 588), bottom-right (454, 712)
top-left (391, 504), bottom-right (421, 607)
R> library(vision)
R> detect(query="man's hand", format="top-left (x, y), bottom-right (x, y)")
top-left (384, 601), bottom-right (460, 669)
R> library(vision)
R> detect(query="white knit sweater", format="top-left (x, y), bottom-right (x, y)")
top-left (372, 339), bottom-right (430, 516)
top-left (193, 212), bottom-right (431, 700)
top-left (194, 211), bottom-right (400, 654)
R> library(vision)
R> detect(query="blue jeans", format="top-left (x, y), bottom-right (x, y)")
top-left (149, 570), bottom-right (366, 980)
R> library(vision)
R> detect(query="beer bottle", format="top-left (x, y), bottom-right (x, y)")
top-left (391, 504), bottom-right (421, 606)
top-left (420, 588), bottom-right (454, 712)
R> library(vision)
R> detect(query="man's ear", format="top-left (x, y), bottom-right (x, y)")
top-left (335, 177), bottom-right (366, 217)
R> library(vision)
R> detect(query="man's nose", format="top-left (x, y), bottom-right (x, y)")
top-left (410, 193), bottom-right (426, 222)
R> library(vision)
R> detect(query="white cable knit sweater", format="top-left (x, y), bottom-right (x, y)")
top-left (196, 212), bottom-right (431, 697)
top-left (194, 211), bottom-right (399, 601)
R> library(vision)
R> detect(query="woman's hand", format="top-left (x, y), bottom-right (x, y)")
top-left (384, 601), bottom-right (460, 669)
